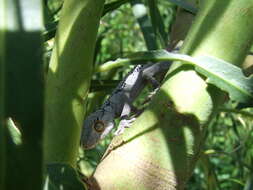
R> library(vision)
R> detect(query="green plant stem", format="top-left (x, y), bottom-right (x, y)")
top-left (44, 0), bottom-right (105, 167)
top-left (199, 153), bottom-right (220, 190)
top-left (147, 0), bottom-right (167, 47)
top-left (219, 108), bottom-right (253, 118)
top-left (131, 0), bottom-right (159, 50)
top-left (91, 1), bottom-right (253, 189)
top-left (94, 51), bottom-right (211, 73)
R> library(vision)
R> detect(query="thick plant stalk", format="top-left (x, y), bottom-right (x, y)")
top-left (90, 1), bottom-right (253, 189)
top-left (44, 0), bottom-right (105, 167)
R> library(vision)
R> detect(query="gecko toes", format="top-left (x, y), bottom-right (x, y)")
top-left (114, 118), bottom-right (136, 136)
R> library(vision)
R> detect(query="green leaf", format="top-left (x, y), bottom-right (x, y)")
top-left (44, 20), bottom-right (59, 41)
top-left (44, 163), bottom-right (86, 190)
top-left (102, 0), bottom-right (131, 16)
top-left (6, 118), bottom-right (22, 146)
top-left (131, 0), bottom-right (159, 50)
top-left (43, 0), bottom-right (62, 41)
top-left (195, 56), bottom-right (253, 105)
top-left (147, 0), bottom-right (168, 47)
top-left (46, 0), bottom-right (63, 15)
top-left (96, 50), bottom-right (253, 105)
top-left (167, 0), bottom-right (197, 14)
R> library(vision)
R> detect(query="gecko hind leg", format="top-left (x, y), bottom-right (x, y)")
top-left (143, 75), bottom-right (160, 89)
top-left (142, 86), bottom-right (160, 105)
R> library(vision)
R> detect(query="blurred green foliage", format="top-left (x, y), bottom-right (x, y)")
top-left (188, 105), bottom-right (253, 190)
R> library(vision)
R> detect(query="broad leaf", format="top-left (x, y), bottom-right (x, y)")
top-left (96, 50), bottom-right (253, 105)
top-left (195, 56), bottom-right (253, 105)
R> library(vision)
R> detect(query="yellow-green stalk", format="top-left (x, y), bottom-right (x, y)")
top-left (44, 0), bottom-right (105, 167)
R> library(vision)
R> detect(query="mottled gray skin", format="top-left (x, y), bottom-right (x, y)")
top-left (81, 62), bottom-right (171, 149)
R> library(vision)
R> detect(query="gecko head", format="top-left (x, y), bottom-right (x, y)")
top-left (80, 110), bottom-right (115, 149)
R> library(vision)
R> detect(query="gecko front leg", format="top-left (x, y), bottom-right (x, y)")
top-left (114, 101), bottom-right (136, 136)
top-left (114, 117), bottom-right (136, 136)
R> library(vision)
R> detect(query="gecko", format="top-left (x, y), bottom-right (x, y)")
top-left (80, 61), bottom-right (172, 149)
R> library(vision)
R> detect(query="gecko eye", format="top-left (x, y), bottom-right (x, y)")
top-left (93, 121), bottom-right (105, 133)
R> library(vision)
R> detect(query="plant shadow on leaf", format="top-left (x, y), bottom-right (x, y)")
top-left (144, 88), bottom-right (202, 189)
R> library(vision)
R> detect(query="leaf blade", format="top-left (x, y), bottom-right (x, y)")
top-left (96, 50), bottom-right (253, 104)
top-left (196, 55), bottom-right (253, 104)
top-left (147, 0), bottom-right (168, 47)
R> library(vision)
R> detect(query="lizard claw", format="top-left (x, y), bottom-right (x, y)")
top-left (142, 87), bottom-right (160, 105)
top-left (114, 117), bottom-right (136, 136)
top-left (148, 87), bottom-right (160, 98)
